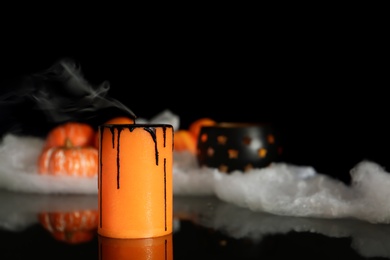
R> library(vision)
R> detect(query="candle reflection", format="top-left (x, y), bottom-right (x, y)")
top-left (99, 233), bottom-right (173, 260)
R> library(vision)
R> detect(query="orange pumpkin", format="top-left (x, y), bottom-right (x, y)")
top-left (39, 210), bottom-right (98, 244)
top-left (38, 139), bottom-right (98, 177)
top-left (173, 130), bottom-right (197, 154)
top-left (173, 118), bottom-right (217, 154)
top-left (188, 117), bottom-right (217, 140)
top-left (43, 122), bottom-right (96, 150)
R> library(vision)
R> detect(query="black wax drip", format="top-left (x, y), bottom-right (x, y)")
top-left (110, 127), bottom-right (115, 149)
top-left (164, 157), bottom-right (167, 231)
top-left (165, 239), bottom-right (168, 259)
top-left (102, 125), bottom-right (164, 190)
top-left (163, 127), bottom-right (166, 147)
top-left (143, 127), bottom-right (159, 166)
top-left (116, 128), bottom-right (123, 189)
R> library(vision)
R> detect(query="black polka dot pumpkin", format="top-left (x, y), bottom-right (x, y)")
top-left (196, 123), bottom-right (283, 173)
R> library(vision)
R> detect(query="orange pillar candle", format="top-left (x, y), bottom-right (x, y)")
top-left (98, 124), bottom-right (173, 239)
top-left (98, 233), bottom-right (173, 260)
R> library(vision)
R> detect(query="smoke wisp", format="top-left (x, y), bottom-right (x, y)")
top-left (0, 58), bottom-right (136, 137)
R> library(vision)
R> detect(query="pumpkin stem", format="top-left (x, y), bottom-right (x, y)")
top-left (65, 138), bottom-right (73, 148)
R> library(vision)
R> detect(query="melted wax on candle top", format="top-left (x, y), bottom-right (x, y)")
top-left (99, 124), bottom-right (171, 188)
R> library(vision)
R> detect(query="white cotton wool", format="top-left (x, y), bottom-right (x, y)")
top-left (3, 110), bottom-right (390, 224)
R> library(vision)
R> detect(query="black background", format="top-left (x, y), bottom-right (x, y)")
top-left (0, 8), bottom-right (390, 260)
top-left (1, 13), bottom-right (389, 185)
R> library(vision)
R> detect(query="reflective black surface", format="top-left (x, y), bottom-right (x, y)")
top-left (1, 189), bottom-right (390, 259)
